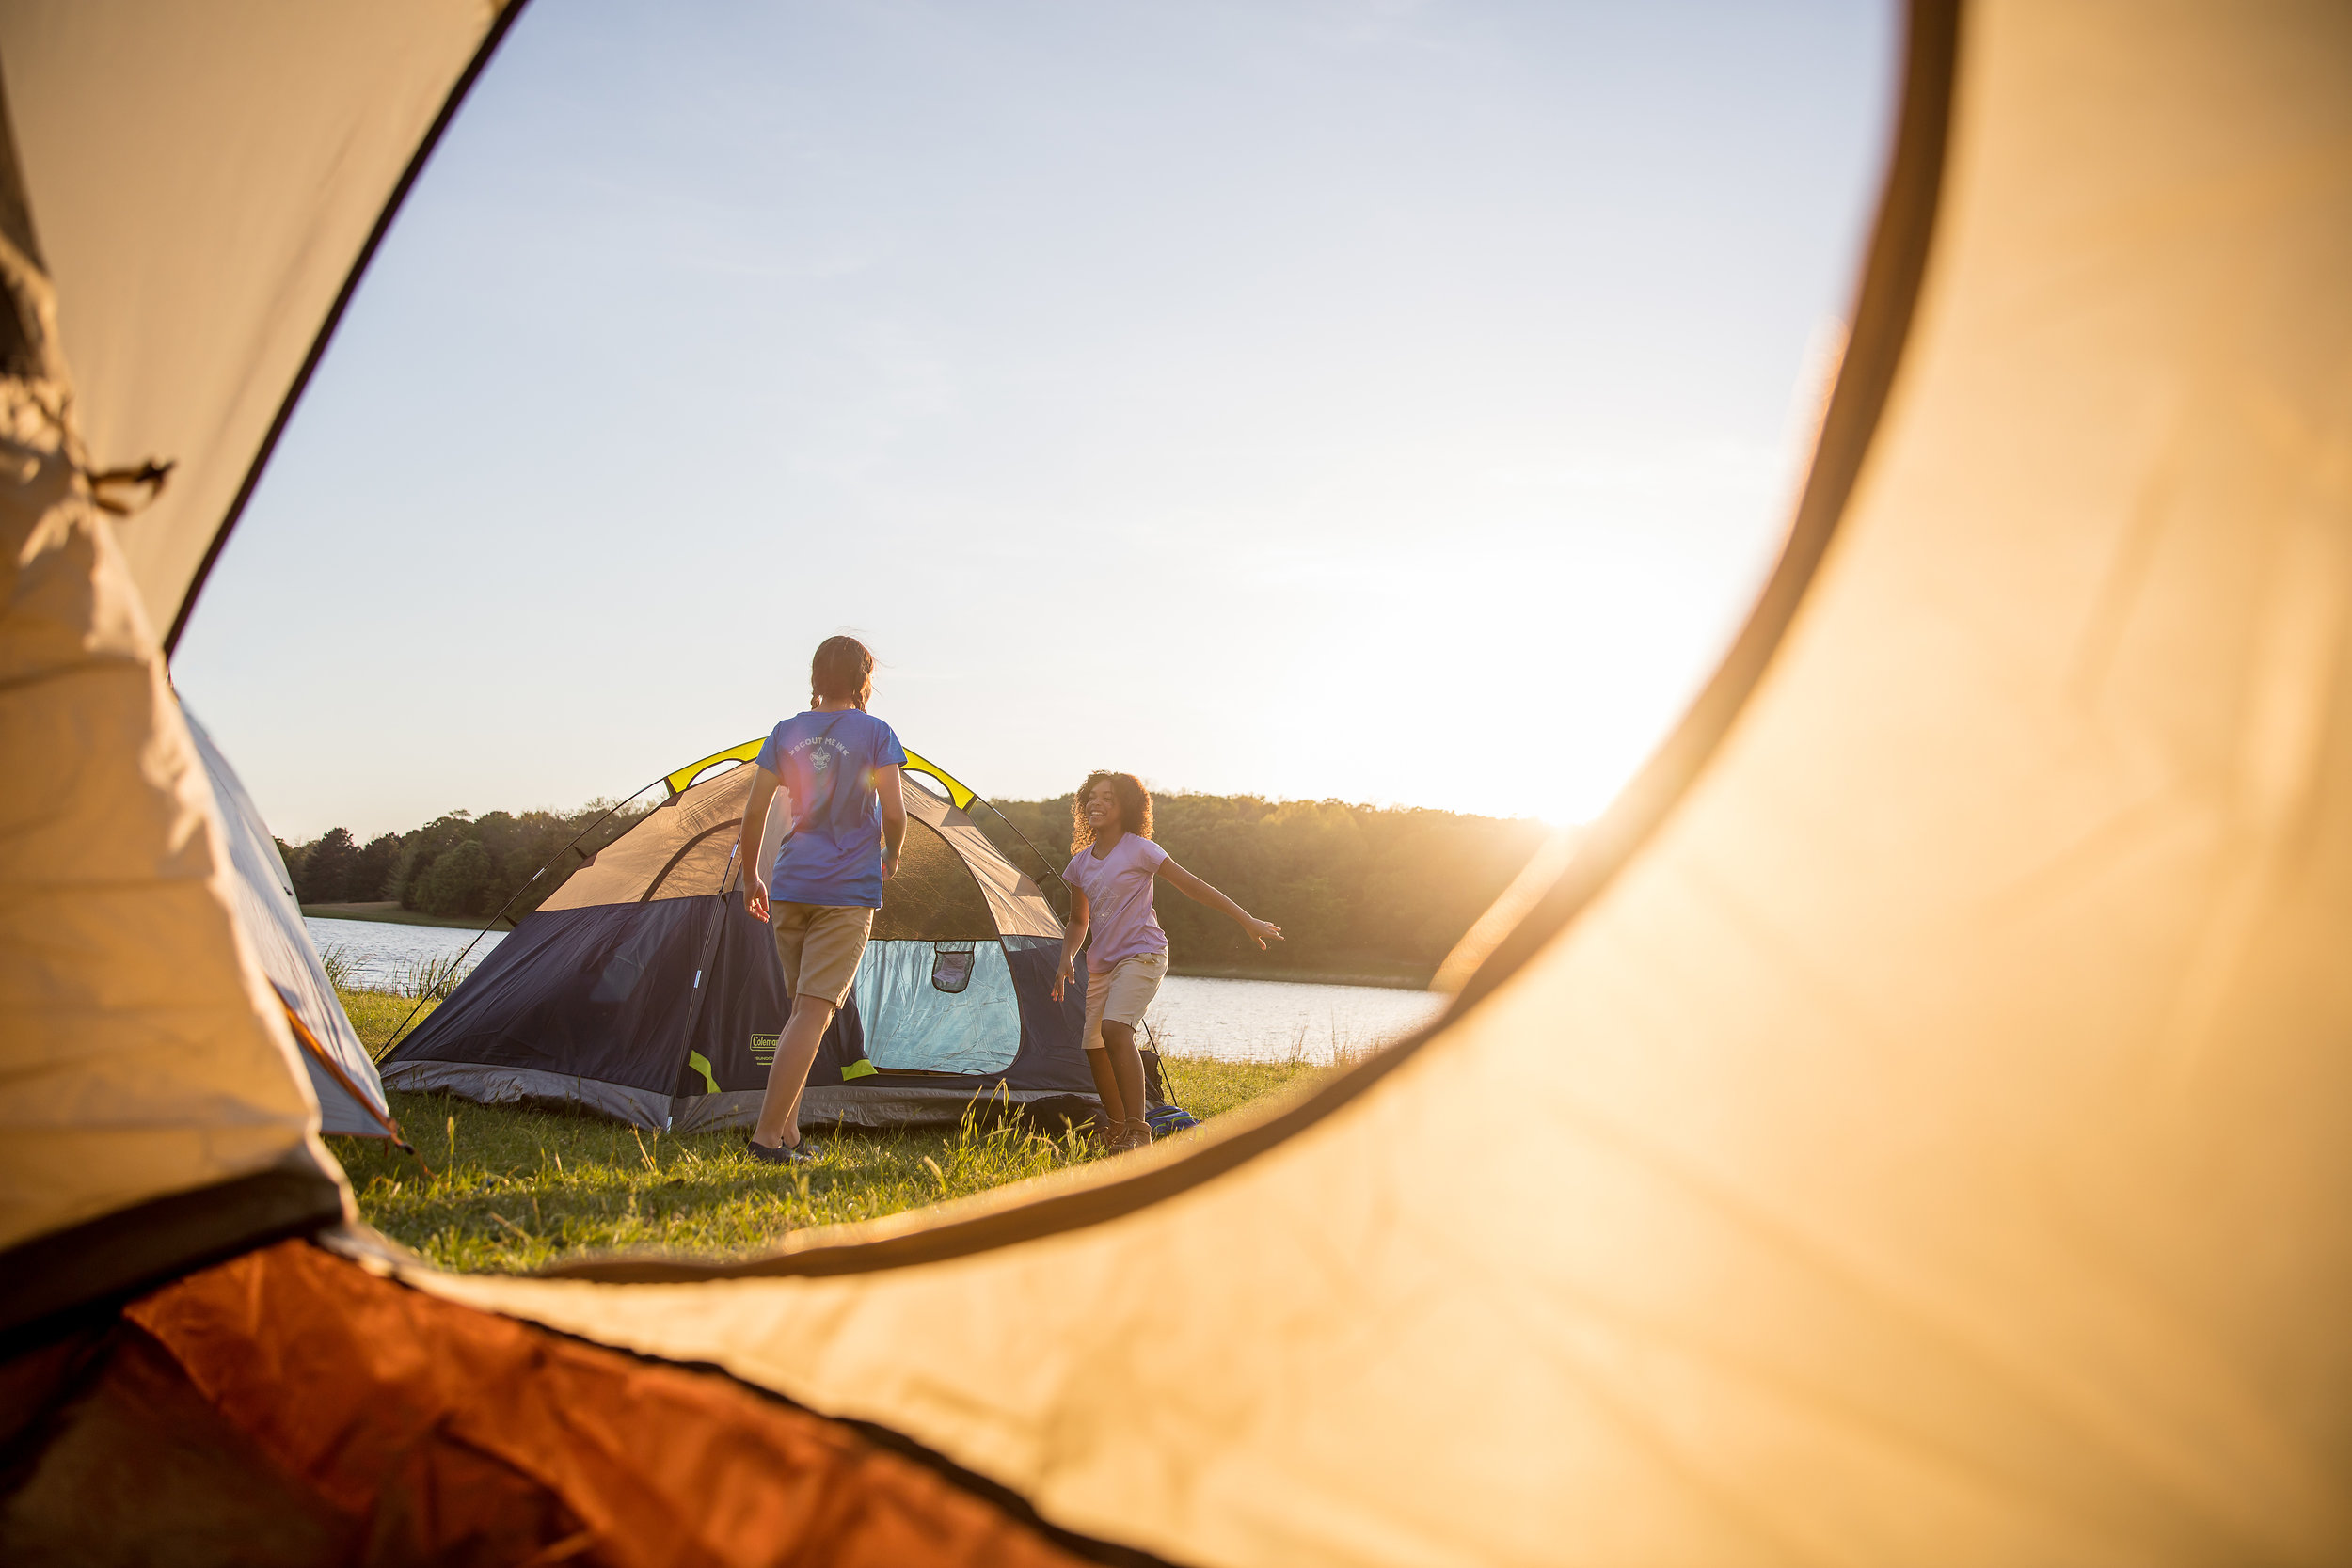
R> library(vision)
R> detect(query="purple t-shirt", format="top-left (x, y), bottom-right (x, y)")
top-left (1064, 834), bottom-right (1170, 974)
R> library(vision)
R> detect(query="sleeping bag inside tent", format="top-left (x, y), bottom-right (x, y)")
top-left (380, 745), bottom-right (1104, 1132)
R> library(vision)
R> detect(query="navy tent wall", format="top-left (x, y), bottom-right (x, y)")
top-left (383, 898), bottom-right (779, 1127)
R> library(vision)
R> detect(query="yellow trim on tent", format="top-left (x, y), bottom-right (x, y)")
top-left (664, 740), bottom-right (766, 798)
top-left (665, 738), bottom-right (977, 812)
top-left (899, 750), bottom-right (976, 812)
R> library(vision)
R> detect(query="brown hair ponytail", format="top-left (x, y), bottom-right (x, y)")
top-left (810, 636), bottom-right (875, 709)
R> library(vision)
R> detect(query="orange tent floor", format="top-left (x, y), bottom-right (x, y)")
top-left (0, 1238), bottom-right (1110, 1567)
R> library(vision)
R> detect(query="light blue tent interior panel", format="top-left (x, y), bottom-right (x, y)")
top-left (854, 940), bottom-right (1022, 1075)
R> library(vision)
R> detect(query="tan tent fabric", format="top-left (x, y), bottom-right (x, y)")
top-left (7, 0), bottom-right (2346, 1560)
top-left (407, 4), bottom-right (2352, 1563)
top-left (538, 755), bottom-right (1066, 939)
top-left (0, 0), bottom-right (507, 649)
top-left (913, 781), bottom-right (1063, 942)
top-left (185, 709), bottom-right (398, 1140)
top-left (0, 251), bottom-right (342, 1262)
top-left (535, 766), bottom-right (756, 912)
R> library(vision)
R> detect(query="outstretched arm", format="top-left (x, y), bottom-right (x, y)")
top-left (738, 765), bottom-right (780, 922)
top-left (1052, 886), bottom-right (1090, 1001)
top-left (1158, 859), bottom-right (1282, 949)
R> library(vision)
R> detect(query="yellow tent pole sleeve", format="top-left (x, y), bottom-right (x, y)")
top-left (663, 739), bottom-right (766, 798)
top-left (899, 750), bottom-right (976, 812)
top-left (665, 738), bottom-right (976, 814)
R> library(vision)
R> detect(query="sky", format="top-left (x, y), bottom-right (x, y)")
top-left (173, 0), bottom-right (1898, 840)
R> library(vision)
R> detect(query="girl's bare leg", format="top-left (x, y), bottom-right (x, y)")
top-left (752, 994), bottom-right (834, 1148)
top-left (1084, 1044), bottom-right (1128, 1147)
top-left (1100, 1021), bottom-right (1152, 1148)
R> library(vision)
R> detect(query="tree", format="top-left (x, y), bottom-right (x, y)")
top-left (274, 837), bottom-right (307, 891)
top-left (981, 789), bottom-right (1548, 979)
top-left (419, 838), bottom-right (493, 917)
top-left (349, 785), bottom-right (1541, 977)
top-left (349, 833), bottom-right (402, 902)
top-left (392, 798), bottom-right (654, 919)
top-left (294, 828), bottom-right (357, 904)
top-left (398, 812), bottom-right (477, 911)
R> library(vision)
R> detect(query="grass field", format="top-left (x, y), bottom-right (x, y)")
top-left (330, 987), bottom-right (1322, 1274)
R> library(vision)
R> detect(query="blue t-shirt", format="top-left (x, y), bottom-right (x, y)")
top-left (755, 709), bottom-right (907, 909)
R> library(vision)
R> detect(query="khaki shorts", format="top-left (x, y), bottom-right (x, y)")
top-left (1084, 950), bottom-right (1168, 1049)
top-left (773, 902), bottom-right (874, 1009)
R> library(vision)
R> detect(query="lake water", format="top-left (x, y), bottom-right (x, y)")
top-left (1136, 974), bottom-right (1442, 1063)
top-left (307, 916), bottom-right (509, 990)
top-left (305, 917), bottom-right (1442, 1065)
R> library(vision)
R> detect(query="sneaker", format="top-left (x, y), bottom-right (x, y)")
top-left (747, 1136), bottom-right (816, 1166)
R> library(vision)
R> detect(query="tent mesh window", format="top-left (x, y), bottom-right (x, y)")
top-left (930, 944), bottom-right (977, 993)
top-left (873, 817), bottom-right (997, 941)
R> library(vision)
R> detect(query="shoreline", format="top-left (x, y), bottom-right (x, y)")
top-left (1165, 963), bottom-right (1433, 990)
top-left (303, 902), bottom-right (511, 932)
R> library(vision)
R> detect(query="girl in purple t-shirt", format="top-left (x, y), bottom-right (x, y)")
top-left (1051, 771), bottom-right (1282, 1152)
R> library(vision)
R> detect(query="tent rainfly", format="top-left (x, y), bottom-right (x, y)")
top-left (381, 742), bottom-right (1103, 1133)
top-left (2, 1), bottom-right (2347, 1563)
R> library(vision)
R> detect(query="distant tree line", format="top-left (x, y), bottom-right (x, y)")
top-left (980, 792), bottom-right (1549, 981)
top-left (283, 785), bottom-right (1549, 978)
top-left (279, 800), bottom-right (651, 922)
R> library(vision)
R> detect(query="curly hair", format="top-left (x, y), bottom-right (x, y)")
top-left (809, 635), bottom-right (875, 710)
top-left (1070, 770), bottom-right (1152, 853)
